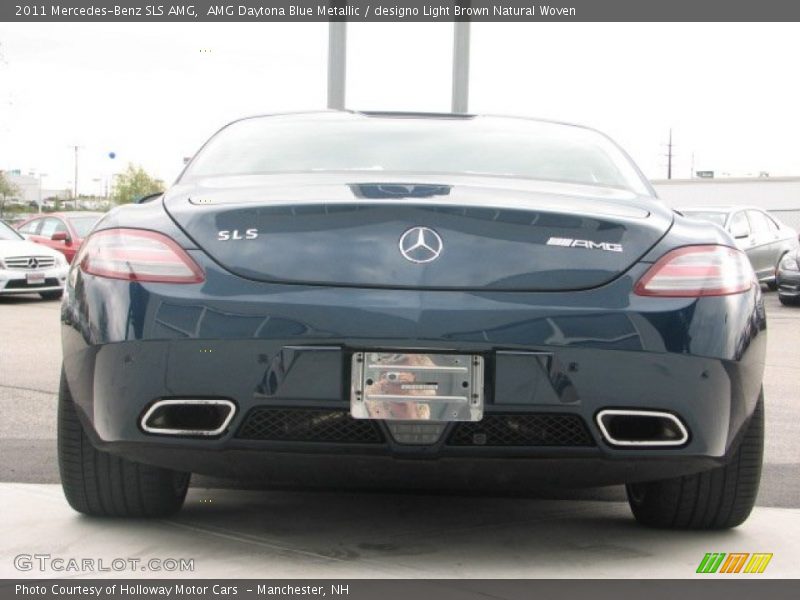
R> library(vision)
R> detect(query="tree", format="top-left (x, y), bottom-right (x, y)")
top-left (0, 171), bottom-right (20, 219)
top-left (110, 164), bottom-right (165, 204)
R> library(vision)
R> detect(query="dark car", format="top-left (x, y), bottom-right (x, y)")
top-left (59, 112), bottom-right (766, 529)
top-left (17, 211), bottom-right (103, 263)
top-left (776, 248), bottom-right (800, 305)
top-left (679, 206), bottom-right (798, 289)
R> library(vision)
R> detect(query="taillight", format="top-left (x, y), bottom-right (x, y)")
top-left (635, 245), bottom-right (752, 297)
top-left (79, 229), bottom-right (204, 283)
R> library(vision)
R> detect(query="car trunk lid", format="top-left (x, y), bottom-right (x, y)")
top-left (163, 173), bottom-right (672, 291)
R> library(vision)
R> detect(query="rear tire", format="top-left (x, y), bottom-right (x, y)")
top-left (58, 370), bottom-right (190, 517)
top-left (626, 392), bottom-right (763, 529)
top-left (779, 295), bottom-right (800, 306)
top-left (40, 290), bottom-right (63, 300)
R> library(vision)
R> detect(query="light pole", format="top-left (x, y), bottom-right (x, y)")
top-left (69, 145), bottom-right (82, 200)
top-left (37, 172), bottom-right (47, 214)
top-left (107, 151), bottom-right (116, 201)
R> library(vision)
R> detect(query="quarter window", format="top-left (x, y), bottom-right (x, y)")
top-left (746, 211), bottom-right (772, 236)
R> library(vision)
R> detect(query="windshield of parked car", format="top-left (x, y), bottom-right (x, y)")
top-left (67, 216), bottom-right (101, 238)
top-left (681, 211), bottom-right (728, 227)
top-left (182, 114), bottom-right (654, 196)
top-left (0, 221), bottom-right (24, 241)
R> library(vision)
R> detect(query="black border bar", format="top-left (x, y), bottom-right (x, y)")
top-left (3, 580), bottom-right (800, 600)
top-left (5, 1), bottom-right (800, 22)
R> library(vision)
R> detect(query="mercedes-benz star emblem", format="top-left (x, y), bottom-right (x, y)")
top-left (27, 258), bottom-right (39, 269)
top-left (398, 227), bottom-right (443, 264)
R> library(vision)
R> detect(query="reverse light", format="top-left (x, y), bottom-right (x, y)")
top-left (635, 245), bottom-right (752, 297)
top-left (79, 228), bottom-right (204, 283)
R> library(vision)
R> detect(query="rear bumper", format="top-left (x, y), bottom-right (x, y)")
top-left (777, 268), bottom-right (800, 297)
top-left (0, 266), bottom-right (67, 294)
top-left (61, 257), bottom-right (767, 486)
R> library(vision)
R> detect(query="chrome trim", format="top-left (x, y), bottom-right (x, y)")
top-left (3, 255), bottom-right (57, 270)
top-left (595, 409), bottom-right (689, 447)
top-left (0, 286), bottom-right (63, 294)
top-left (140, 399), bottom-right (236, 437)
top-left (398, 227), bottom-right (444, 264)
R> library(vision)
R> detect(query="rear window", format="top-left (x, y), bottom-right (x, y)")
top-left (68, 216), bottom-right (101, 238)
top-left (182, 114), bottom-right (653, 196)
top-left (682, 211), bottom-right (727, 227)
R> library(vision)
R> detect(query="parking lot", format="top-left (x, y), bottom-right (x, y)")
top-left (1, 291), bottom-right (799, 578)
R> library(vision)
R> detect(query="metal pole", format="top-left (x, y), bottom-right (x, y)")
top-left (667, 129), bottom-right (673, 180)
top-left (451, 21), bottom-right (471, 113)
top-left (73, 145), bottom-right (79, 199)
top-left (38, 173), bottom-right (44, 214)
top-left (327, 22), bottom-right (347, 110)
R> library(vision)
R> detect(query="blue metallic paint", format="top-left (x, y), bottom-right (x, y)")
top-left (60, 194), bottom-right (767, 487)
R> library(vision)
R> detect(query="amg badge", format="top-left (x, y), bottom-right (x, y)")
top-left (547, 237), bottom-right (623, 252)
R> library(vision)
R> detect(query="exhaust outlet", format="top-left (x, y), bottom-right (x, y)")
top-left (596, 409), bottom-right (688, 447)
top-left (141, 399), bottom-right (236, 437)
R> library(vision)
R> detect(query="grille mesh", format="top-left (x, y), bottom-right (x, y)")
top-left (237, 407), bottom-right (385, 444)
top-left (5, 278), bottom-right (60, 290)
top-left (448, 413), bottom-right (595, 447)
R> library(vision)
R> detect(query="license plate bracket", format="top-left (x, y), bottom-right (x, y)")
top-left (351, 352), bottom-right (484, 422)
top-left (26, 272), bottom-right (46, 285)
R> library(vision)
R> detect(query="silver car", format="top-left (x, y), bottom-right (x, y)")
top-left (0, 220), bottom-right (69, 299)
top-left (680, 206), bottom-right (799, 289)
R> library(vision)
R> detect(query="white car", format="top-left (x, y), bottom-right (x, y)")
top-left (0, 220), bottom-right (69, 299)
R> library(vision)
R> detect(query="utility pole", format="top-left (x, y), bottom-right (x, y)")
top-left (452, 21), bottom-right (471, 113)
top-left (665, 129), bottom-right (673, 180)
top-left (37, 172), bottom-right (46, 214)
top-left (71, 145), bottom-right (81, 199)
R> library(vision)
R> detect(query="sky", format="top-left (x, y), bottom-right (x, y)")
top-left (1, 22), bottom-right (799, 195)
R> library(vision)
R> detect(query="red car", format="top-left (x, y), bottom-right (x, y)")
top-left (16, 212), bottom-right (103, 263)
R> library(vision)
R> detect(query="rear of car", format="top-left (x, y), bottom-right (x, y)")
top-left (58, 112), bottom-right (766, 529)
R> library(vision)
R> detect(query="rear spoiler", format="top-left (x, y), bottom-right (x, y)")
top-left (136, 192), bottom-right (164, 204)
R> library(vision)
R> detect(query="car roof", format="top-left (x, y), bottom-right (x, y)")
top-left (679, 206), bottom-right (765, 213)
top-left (223, 109), bottom-right (606, 136)
top-left (50, 211), bottom-right (104, 218)
top-left (22, 212), bottom-right (103, 219)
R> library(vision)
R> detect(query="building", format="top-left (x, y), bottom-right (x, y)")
top-left (652, 176), bottom-right (800, 231)
top-left (1, 170), bottom-right (71, 207)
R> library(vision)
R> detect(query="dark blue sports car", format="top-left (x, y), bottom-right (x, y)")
top-left (59, 112), bottom-right (766, 528)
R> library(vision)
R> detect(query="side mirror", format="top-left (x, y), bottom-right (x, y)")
top-left (51, 231), bottom-right (70, 242)
top-left (730, 223), bottom-right (750, 239)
